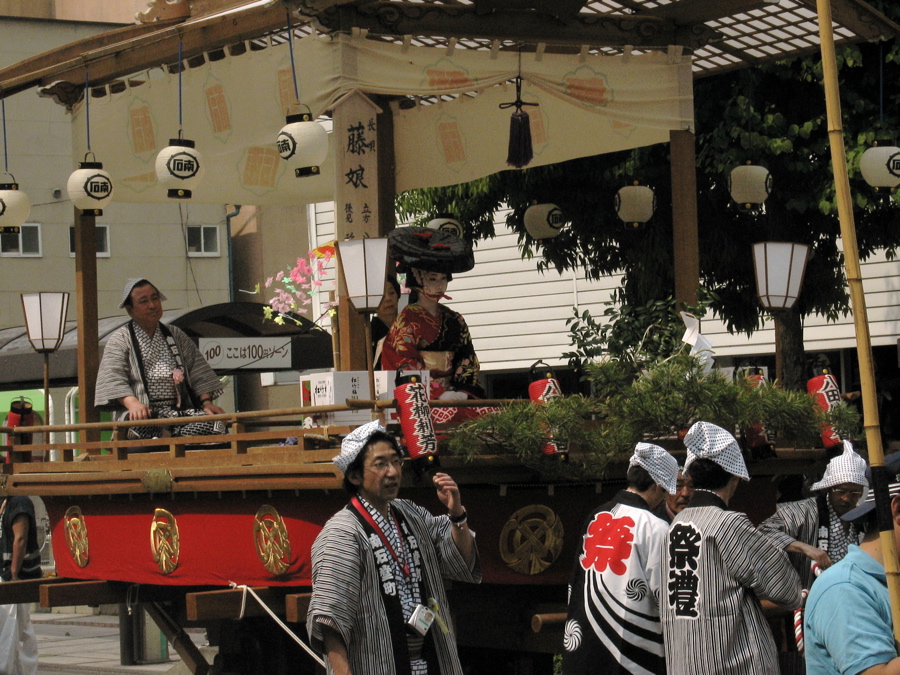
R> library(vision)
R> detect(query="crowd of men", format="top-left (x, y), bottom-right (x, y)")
top-left (305, 418), bottom-right (900, 675)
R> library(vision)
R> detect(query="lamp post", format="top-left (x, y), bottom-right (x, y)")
top-left (335, 238), bottom-right (389, 399)
top-left (752, 242), bottom-right (809, 386)
top-left (21, 292), bottom-right (69, 424)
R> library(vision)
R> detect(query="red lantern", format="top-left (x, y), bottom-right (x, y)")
top-left (529, 361), bottom-right (566, 458)
top-left (807, 370), bottom-right (843, 450)
top-left (395, 374), bottom-right (439, 468)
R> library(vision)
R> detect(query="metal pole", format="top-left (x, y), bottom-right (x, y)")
top-left (815, 0), bottom-right (900, 641)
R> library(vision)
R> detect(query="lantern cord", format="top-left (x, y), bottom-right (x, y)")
top-left (84, 71), bottom-right (91, 153)
top-left (287, 9), bottom-right (300, 106)
top-left (878, 42), bottom-right (884, 127)
top-left (1, 98), bottom-right (7, 173)
top-left (178, 39), bottom-right (184, 136)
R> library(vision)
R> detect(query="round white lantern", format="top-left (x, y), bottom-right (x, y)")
top-left (0, 178), bottom-right (31, 229)
top-left (277, 113), bottom-right (329, 178)
top-left (524, 203), bottom-right (565, 239)
top-left (859, 143), bottom-right (900, 193)
top-left (155, 138), bottom-right (204, 199)
top-left (615, 183), bottom-right (656, 229)
top-left (67, 161), bottom-right (113, 215)
top-left (426, 215), bottom-right (464, 238)
top-left (729, 163), bottom-right (772, 210)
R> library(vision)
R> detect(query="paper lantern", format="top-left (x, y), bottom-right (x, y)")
top-left (426, 215), bottom-right (464, 238)
top-left (752, 242), bottom-right (810, 310)
top-left (155, 139), bottom-right (204, 199)
top-left (729, 163), bottom-right (772, 210)
top-left (859, 143), bottom-right (900, 193)
top-left (524, 203), bottom-right (565, 239)
top-left (336, 238), bottom-right (390, 312)
top-left (615, 183), bottom-right (656, 229)
top-left (67, 161), bottom-right (113, 215)
top-left (277, 113), bottom-right (329, 178)
top-left (0, 179), bottom-right (30, 229)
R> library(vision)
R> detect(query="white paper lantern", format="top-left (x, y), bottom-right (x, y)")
top-left (752, 242), bottom-right (810, 310)
top-left (277, 113), bottom-right (329, 178)
top-left (859, 144), bottom-right (900, 193)
top-left (729, 163), bottom-right (772, 210)
top-left (426, 215), bottom-right (464, 238)
top-left (524, 203), bottom-right (565, 239)
top-left (615, 183), bottom-right (656, 229)
top-left (155, 139), bottom-right (204, 199)
top-left (0, 179), bottom-right (30, 229)
top-left (67, 161), bottom-right (113, 215)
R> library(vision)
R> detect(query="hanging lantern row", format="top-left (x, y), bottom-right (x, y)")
top-left (729, 161), bottom-right (772, 211)
top-left (67, 157), bottom-right (113, 215)
top-left (278, 111), bottom-right (329, 178)
top-left (0, 173), bottom-right (31, 230)
top-left (524, 203), bottom-right (565, 239)
top-left (615, 181), bottom-right (656, 229)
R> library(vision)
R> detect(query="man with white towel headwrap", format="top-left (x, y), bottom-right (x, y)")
top-left (562, 442), bottom-right (679, 675)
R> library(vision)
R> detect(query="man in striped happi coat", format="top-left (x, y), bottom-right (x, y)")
top-left (758, 440), bottom-right (867, 590)
top-left (660, 422), bottom-right (802, 675)
top-left (307, 421), bottom-right (480, 675)
top-left (562, 443), bottom-right (679, 675)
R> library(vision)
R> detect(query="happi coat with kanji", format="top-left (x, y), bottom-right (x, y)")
top-left (307, 498), bottom-right (481, 675)
top-left (659, 491), bottom-right (802, 675)
top-left (562, 490), bottom-right (668, 675)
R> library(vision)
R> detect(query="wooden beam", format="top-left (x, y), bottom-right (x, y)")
top-left (185, 586), bottom-right (290, 621)
top-left (670, 129), bottom-right (700, 310)
top-left (0, 577), bottom-right (71, 605)
top-left (144, 601), bottom-right (210, 675)
top-left (40, 580), bottom-right (126, 608)
top-left (798, 0), bottom-right (900, 41)
top-left (320, 3), bottom-right (717, 49)
top-left (647, 0), bottom-right (777, 24)
top-left (284, 592), bottom-right (312, 623)
top-left (74, 209), bottom-right (100, 438)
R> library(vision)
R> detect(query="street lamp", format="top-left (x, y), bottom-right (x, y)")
top-left (21, 291), bottom-right (69, 424)
top-left (752, 242), bottom-right (809, 310)
top-left (335, 237), bottom-right (389, 399)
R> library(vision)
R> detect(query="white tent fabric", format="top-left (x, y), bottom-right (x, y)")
top-left (73, 33), bottom-right (693, 205)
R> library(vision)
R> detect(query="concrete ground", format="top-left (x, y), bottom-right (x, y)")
top-left (32, 611), bottom-right (213, 675)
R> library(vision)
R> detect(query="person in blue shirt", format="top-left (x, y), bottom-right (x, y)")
top-left (804, 452), bottom-right (900, 675)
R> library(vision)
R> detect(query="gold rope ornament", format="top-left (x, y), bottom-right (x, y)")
top-left (499, 504), bottom-right (564, 575)
top-left (253, 505), bottom-right (292, 576)
top-left (150, 508), bottom-right (180, 575)
top-left (64, 506), bottom-right (89, 568)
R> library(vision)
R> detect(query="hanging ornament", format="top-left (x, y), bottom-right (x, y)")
top-left (155, 40), bottom-right (203, 199)
top-left (156, 138), bottom-right (203, 199)
top-left (615, 181), bottom-right (656, 229)
top-left (277, 111), bottom-right (329, 177)
top-left (859, 142), bottom-right (900, 193)
top-left (523, 203), bottom-right (565, 239)
top-left (0, 100), bottom-right (30, 229)
top-left (729, 162), bottom-right (772, 211)
top-left (67, 156), bottom-right (113, 216)
top-left (0, 174), bottom-right (30, 229)
top-left (499, 48), bottom-right (538, 169)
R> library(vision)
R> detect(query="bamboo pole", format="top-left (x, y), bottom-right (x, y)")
top-left (815, 0), bottom-right (900, 642)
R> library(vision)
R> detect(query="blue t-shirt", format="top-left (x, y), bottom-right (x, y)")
top-left (804, 544), bottom-right (897, 674)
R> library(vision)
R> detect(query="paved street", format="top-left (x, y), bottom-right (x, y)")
top-left (32, 612), bottom-right (209, 675)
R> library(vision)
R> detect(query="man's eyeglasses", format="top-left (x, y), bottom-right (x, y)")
top-left (831, 487), bottom-right (864, 499)
top-left (365, 458), bottom-right (403, 474)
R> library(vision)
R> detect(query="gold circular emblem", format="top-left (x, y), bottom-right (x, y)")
top-left (499, 504), bottom-right (564, 575)
top-left (63, 506), bottom-right (89, 568)
top-left (253, 505), bottom-right (292, 576)
top-left (150, 508), bottom-right (180, 575)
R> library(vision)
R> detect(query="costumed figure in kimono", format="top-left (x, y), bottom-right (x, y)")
top-left (94, 278), bottom-right (226, 439)
top-left (758, 440), bottom-right (867, 590)
top-left (562, 443), bottom-right (679, 675)
top-left (382, 220), bottom-right (486, 415)
top-left (307, 421), bottom-right (481, 675)
top-left (660, 421), bottom-right (802, 675)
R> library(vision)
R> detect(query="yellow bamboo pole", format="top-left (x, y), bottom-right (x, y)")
top-left (816, 0), bottom-right (900, 641)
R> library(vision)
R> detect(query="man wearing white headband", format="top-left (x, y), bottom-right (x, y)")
top-left (660, 422), bottom-right (801, 675)
top-left (758, 440), bottom-right (867, 589)
top-left (307, 421), bottom-right (480, 675)
top-left (562, 442), bottom-right (678, 675)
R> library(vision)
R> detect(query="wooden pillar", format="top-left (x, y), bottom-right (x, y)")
top-left (332, 91), bottom-right (390, 372)
top-left (670, 129), bottom-right (700, 309)
top-left (74, 208), bottom-right (100, 440)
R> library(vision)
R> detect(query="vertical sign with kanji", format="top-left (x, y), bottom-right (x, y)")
top-left (333, 91), bottom-right (382, 241)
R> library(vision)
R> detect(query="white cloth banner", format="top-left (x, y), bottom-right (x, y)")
top-left (73, 34), bottom-right (693, 205)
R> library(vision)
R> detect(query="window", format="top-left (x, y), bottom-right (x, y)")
top-left (187, 225), bottom-right (220, 257)
top-left (0, 222), bottom-right (41, 257)
top-left (69, 224), bottom-right (110, 257)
